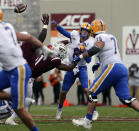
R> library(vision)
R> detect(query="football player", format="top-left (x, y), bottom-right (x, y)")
top-left (0, 13), bottom-right (77, 125)
top-left (0, 9), bottom-right (50, 131)
top-left (51, 20), bottom-right (99, 121)
top-left (72, 19), bottom-right (139, 129)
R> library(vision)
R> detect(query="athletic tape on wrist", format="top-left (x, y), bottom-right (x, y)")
top-left (43, 25), bottom-right (48, 29)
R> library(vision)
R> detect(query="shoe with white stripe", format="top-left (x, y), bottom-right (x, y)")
top-left (5, 118), bottom-right (18, 125)
top-left (56, 108), bottom-right (62, 120)
top-left (72, 117), bottom-right (92, 129)
top-left (92, 111), bottom-right (99, 121)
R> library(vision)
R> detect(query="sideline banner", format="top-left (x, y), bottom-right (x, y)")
top-left (51, 13), bottom-right (95, 42)
top-left (122, 26), bottom-right (139, 67)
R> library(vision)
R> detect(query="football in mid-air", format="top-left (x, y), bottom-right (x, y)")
top-left (14, 3), bottom-right (27, 13)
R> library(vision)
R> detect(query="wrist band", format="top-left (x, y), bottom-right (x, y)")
top-left (43, 25), bottom-right (48, 29)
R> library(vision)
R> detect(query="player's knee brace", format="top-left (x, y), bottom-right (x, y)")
top-left (88, 94), bottom-right (98, 103)
top-left (120, 98), bottom-right (136, 107)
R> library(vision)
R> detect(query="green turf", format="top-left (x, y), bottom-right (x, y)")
top-left (0, 105), bottom-right (139, 131)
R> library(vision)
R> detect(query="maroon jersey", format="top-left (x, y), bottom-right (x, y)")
top-left (21, 42), bottom-right (37, 71)
top-left (32, 55), bottom-right (61, 78)
top-left (21, 42), bottom-right (61, 78)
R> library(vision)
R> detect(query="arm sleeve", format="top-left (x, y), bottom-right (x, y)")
top-left (87, 45), bottom-right (100, 56)
top-left (38, 28), bottom-right (47, 43)
top-left (57, 25), bottom-right (71, 38)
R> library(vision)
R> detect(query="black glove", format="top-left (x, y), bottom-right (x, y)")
top-left (41, 14), bottom-right (49, 25)
top-left (92, 62), bottom-right (100, 73)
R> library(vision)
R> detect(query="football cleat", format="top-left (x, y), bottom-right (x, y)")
top-left (5, 118), bottom-right (18, 125)
top-left (91, 19), bottom-right (106, 35)
top-left (92, 111), bottom-right (99, 121)
top-left (56, 108), bottom-right (63, 120)
top-left (25, 97), bottom-right (35, 107)
top-left (72, 117), bottom-right (92, 129)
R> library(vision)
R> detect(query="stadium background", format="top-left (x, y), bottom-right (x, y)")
top-left (1, 0), bottom-right (139, 105)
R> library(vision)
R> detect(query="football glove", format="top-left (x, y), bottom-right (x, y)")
top-left (73, 66), bottom-right (79, 75)
top-left (72, 55), bottom-right (83, 63)
top-left (41, 14), bottom-right (49, 25)
top-left (92, 62), bottom-right (100, 73)
top-left (41, 45), bottom-right (56, 60)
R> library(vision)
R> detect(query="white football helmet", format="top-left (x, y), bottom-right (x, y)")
top-left (53, 42), bottom-right (67, 60)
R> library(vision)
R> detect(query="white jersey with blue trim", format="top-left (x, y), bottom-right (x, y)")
top-left (0, 22), bottom-right (26, 71)
top-left (68, 30), bottom-right (94, 66)
top-left (95, 33), bottom-right (122, 70)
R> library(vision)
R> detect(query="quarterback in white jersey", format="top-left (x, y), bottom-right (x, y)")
top-left (72, 19), bottom-right (139, 129)
top-left (68, 30), bottom-right (94, 66)
top-left (51, 20), bottom-right (99, 121)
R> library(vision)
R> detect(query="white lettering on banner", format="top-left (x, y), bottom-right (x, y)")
top-left (59, 15), bottom-right (90, 29)
top-left (71, 15), bottom-right (80, 26)
top-left (60, 15), bottom-right (71, 26)
top-left (0, 0), bottom-right (22, 9)
top-left (80, 15), bottom-right (90, 25)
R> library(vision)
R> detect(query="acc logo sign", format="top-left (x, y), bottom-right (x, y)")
top-left (126, 29), bottom-right (139, 54)
top-left (59, 15), bottom-right (90, 29)
top-left (51, 13), bottom-right (95, 30)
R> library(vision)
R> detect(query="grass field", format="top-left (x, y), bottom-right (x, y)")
top-left (0, 105), bottom-right (139, 131)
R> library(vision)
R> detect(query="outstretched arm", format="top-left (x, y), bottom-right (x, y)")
top-left (16, 32), bottom-right (44, 48)
top-left (57, 62), bottom-right (78, 71)
top-left (57, 25), bottom-right (71, 38)
top-left (38, 28), bottom-right (47, 43)
top-left (16, 32), bottom-right (55, 60)
top-left (38, 14), bottom-right (49, 42)
top-left (51, 20), bottom-right (71, 38)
